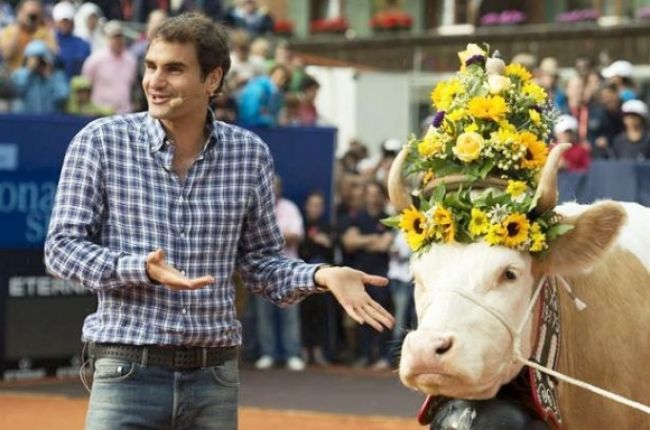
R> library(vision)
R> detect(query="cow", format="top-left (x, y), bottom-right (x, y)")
top-left (388, 144), bottom-right (650, 429)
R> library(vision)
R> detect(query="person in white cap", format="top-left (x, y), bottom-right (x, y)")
top-left (611, 99), bottom-right (650, 160)
top-left (554, 114), bottom-right (591, 172)
top-left (53, 1), bottom-right (90, 79)
top-left (601, 60), bottom-right (638, 102)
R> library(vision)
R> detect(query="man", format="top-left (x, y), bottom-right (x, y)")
top-left (52, 1), bottom-right (91, 79)
top-left (44, 13), bottom-right (393, 430)
top-left (81, 20), bottom-right (136, 113)
top-left (0, 0), bottom-right (57, 72)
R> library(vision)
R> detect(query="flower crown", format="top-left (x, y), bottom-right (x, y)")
top-left (385, 43), bottom-right (571, 254)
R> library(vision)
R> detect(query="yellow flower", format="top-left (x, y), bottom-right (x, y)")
top-left (522, 82), bottom-right (548, 104)
top-left (502, 213), bottom-right (530, 248)
top-left (399, 206), bottom-right (427, 250)
top-left (431, 79), bottom-right (464, 111)
top-left (519, 131), bottom-right (549, 170)
top-left (485, 223), bottom-right (506, 246)
top-left (422, 170), bottom-right (434, 185)
top-left (529, 222), bottom-right (548, 252)
top-left (491, 127), bottom-right (518, 148)
top-left (464, 123), bottom-right (479, 133)
top-left (506, 180), bottom-right (527, 197)
top-left (458, 43), bottom-right (486, 69)
top-left (504, 63), bottom-right (532, 81)
top-left (442, 221), bottom-right (456, 243)
top-left (469, 208), bottom-right (489, 236)
top-left (529, 109), bottom-right (541, 125)
top-left (498, 121), bottom-right (517, 132)
top-left (453, 131), bottom-right (484, 163)
top-left (418, 126), bottom-right (446, 158)
top-left (433, 205), bottom-right (453, 226)
top-left (468, 95), bottom-right (509, 122)
top-left (446, 109), bottom-right (465, 122)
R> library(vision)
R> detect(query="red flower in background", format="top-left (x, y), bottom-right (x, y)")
top-left (370, 12), bottom-right (412, 30)
top-left (310, 17), bottom-right (349, 33)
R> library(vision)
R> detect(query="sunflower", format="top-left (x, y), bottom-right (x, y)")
top-left (468, 95), bottom-right (509, 122)
top-left (504, 63), bottom-right (532, 82)
top-left (506, 180), bottom-right (527, 197)
top-left (502, 213), bottom-right (531, 248)
top-left (400, 206), bottom-right (428, 250)
top-left (469, 208), bottom-right (489, 236)
top-left (522, 82), bottom-right (548, 104)
top-left (433, 205), bottom-right (453, 226)
top-left (519, 132), bottom-right (549, 170)
top-left (442, 221), bottom-right (456, 243)
top-left (485, 223), bottom-right (506, 246)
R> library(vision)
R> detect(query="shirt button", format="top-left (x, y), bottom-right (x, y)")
top-left (178, 197), bottom-right (184, 204)
top-left (181, 308), bottom-right (187, 314)
top-left (180, 270), bottom-right (186, 276)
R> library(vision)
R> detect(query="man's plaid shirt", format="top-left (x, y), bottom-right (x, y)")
top-left (45, 112), bottom-right (318, 347)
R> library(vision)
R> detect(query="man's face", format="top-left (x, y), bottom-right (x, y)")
top-left (18, 1), bottom-right (42, 31)
top-left (56, 18), bottom-right (73, 35)
top-left (143, 39), bottom-right (221, 121)
top-left (108, 34), bottom-right (125, 54)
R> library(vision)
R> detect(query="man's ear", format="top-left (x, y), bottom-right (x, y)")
top-left (536, 201), bottom-right (626, 276)
top-left (207, 67), bottom-right (223, 95)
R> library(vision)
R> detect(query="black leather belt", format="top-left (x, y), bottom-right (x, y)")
top-left (88, 342), bottom-right (238, 369)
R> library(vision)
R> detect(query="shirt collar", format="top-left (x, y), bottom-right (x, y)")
top-left (146, 109), bottom-right (217, 153)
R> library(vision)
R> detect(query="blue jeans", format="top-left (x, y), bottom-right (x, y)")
top-left (254, 296), bottom-right (302, 359)
top-left (85, 357), bottom-right (239, 430)
top-left (389, 279), bottom-right (416, 342)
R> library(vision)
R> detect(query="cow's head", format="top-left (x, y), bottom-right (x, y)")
top-left (389, 145), bottom-right (626, 399)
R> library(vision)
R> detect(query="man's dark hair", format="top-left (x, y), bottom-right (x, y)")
top-left (149, 13), bottom-right (231, 93)
top-left (300, 75), bottom-right (320, 92)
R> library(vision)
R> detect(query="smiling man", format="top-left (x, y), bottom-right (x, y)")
top-left (44, 13), bottom-right (394, 430)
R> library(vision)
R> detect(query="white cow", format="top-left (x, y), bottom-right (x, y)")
top-left (388, 145), bottom-right (650, 429)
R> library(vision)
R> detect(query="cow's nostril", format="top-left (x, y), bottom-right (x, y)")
top-left (435, 337), bottom-right (453, 355)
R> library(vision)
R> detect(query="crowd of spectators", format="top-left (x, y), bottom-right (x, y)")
top-left (0, 0), bottom-right (323, 128)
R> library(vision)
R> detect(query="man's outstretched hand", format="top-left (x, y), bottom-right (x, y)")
top-left (146, 249), bottom-right (215, 290)
top-left (314, 266), bottom-right (395, 332)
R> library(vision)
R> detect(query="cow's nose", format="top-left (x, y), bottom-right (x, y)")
top-left (433, 335), bottom-right (454, 356)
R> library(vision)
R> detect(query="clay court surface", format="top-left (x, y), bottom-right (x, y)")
top-left (0, 366), bottom-right (425, 430)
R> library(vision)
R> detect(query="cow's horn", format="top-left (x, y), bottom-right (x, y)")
top-left (533, 143), bottom-right (571, 215)
top-left (387, 147), bottom-right (413, 212)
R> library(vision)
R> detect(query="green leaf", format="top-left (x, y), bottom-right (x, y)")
top-left (527, 192), bottom-right (541, 212)
top-left (432, 184), bottom-right (446, 203)
top-left (546, 223), bottom-right (574, 240)
top-left (381, 215), bottom-right (402, 228)
top-left (478, 159), bottom-right (496, 179)
top-left (444, 194), bottom-right (471, 211)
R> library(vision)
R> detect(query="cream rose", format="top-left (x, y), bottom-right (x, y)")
top-left (453, 131), bottom-right (484, 162)
top-left (487, 75), bottom-right (512, 94)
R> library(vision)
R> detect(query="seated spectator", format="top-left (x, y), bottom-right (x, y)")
top-left (238, 64), bottom-right (291, 128)
top-left (53, 1), bottom-right (91, 79)
top-left (536, 57), bottom-right (567, 112)
top-left (592, 83), bottom-right (624, 158)
top-left (10, 39), bottom-right (68, 113)
top-left (81, 20), bottom-right (136, 114)
top-left (227, 29), bottom-right (263, 97)
top-left (0, 0), bottom-right (57, 72)
top-left (65, 75), bottom-right (112, 116)
top-left (74, 2), bottom-right (105, 52)
top-left (612, 99), bottom-right (650, 160)
top-left (249, 36), bottom-right (270, 73)
top-left (223, 0), bottom-right (274, 37)
top-left (211, 83), bottom-right (238, 124)
top-left (0, 1), bottom-right (14, 31)
top-left (554, 114), bottom-right (590, 172)
top-left (278, 92), bottom-right (301, 126)
top-left (297, 75), bottom-right (320, 126)
top-left (602, 60), bottom-right (638, 103)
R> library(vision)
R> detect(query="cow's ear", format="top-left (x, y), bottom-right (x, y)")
top-left (537, 201), bottom-right (626, 275)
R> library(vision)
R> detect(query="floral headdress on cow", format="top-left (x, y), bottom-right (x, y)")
top-left (385, 43), bottom-right (572, 254)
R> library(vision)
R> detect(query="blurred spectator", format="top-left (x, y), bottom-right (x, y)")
top-left (536, 57), bottom-right (567, 112)
top-left (582, 69), bottom-right (603, 106)
top-left (612, 99), bottom-right (650, 160)
top-left (298, 191), bottom-right (335, 366)
top-left (211, 84), bottom-right (238, 123)
top-left (238, 63), bottom-right (291, 127)
top-left (387, 231), bottom-right (415, 366)
top-left (602, 60), bottom-right (638, 103)
top-left (249, 36), bottom-right (270, 72)
top-left (554, 114), bottom-right (590, 172)
top-left (82, 20), bottom-right (136, 113)
top-left (297, 74), bottom-right (320, 126)
top-left (574, 56), bottom-right (594, 81)
top-left (65, 74), bottom-right (113, 116)
top-left (0, 0), bottom-right (57, 72)
top-left (223, 0), bottom-right (274, 38)
top-left (74, 2), bottom-right (105, 52)
top-left (358, 138), bottom-right (401, 186)
top-left (592, 83), bottom-right (624, 158)
top-left (341, 181), bottom-right (393, 369)
top-left (278, 91), bottom-right (300, 126)
top-left (227, 29), bottom-right (263, 97)
top-left (254, 176), bottom-right (306, 372)
top-left (510, 52), bottom-right (537, 71)
top-left (53, 1), bottom-right (91, 79)
top-left (10, 39), bottom-right (68, 113)
top-left (0, 1), bottom-right (14, 30)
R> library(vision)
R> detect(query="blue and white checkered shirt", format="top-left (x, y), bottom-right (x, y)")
top-left (45, 112), bottom-right (319, 347)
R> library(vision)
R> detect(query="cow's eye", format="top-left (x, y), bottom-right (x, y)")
top-left (504, 269), bottom-right (518, 281)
